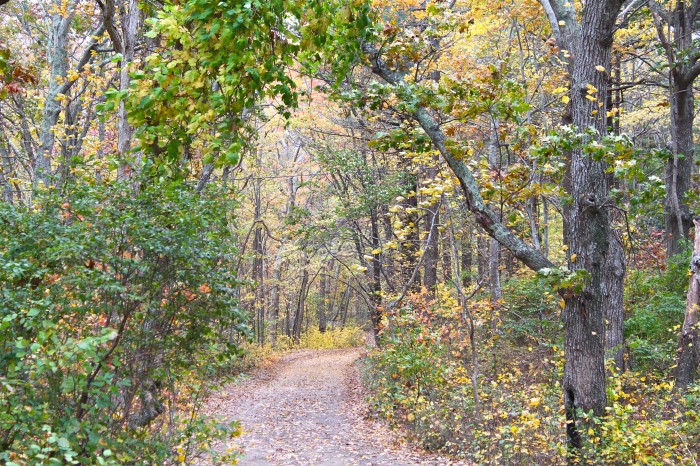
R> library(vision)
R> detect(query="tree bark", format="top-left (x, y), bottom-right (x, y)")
top-left (292, 268), bottom-right (309, 343)
top-left (461, 230), bottom-right (473, 288)
top-left (369, 210), bottom-right (383, 344)
top-left (423, 167), bottom-right (440, 293)
top-left (604, 234), bottom-right (626, 371)
top-left (270, 252), bottom-right (282, 343)
top-left (665, 77), bottom-right (695, 257)
top-left (116, 0), bottom-right (140, 180)
top-left (648, 0), bottom-right (699, 259)
top-left (318, 262), bottom-right (329, 333)
top-left (36, 8), bottom-right (72, 184)
top-left (542, 0), bottom-right (624, 451)
top-left (676, 219), bottom-right (700, 389)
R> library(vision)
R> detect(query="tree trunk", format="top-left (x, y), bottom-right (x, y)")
top-left (542, 196), bottom-right (550, 258)
top-left (341, 286), bottom-right (351, 328)
top-left (487, 122), bottom-right (502, 330)
top-left (369, 210), bottom-right (383, 344)
top-left (400, 177), bottom-right (421, 290)
top-left (270, 253), bottom-right (282, 343)
top-left (442, 227), bottom-right (452, 283)
top-left (292, 268), bottom-right (309, 343)
top-left (318, 263), bottom-right (328, 333)
top-left (525, 196), bottom-right (542, 251)
top-left (554, 0), bottom-right (622, 450)
top-left (604, 234), bottom-right (626, 371)
top-left (116, 0), bottom-right (140, 180)
top-left (36, 9), bottom-right (71, 184)
top-left (424, 168), bottom-right (440, 294)
top-left (648, 0), bottom-right (699, 259)
top-left (461, 230), bottom-right (473, 289)
top-left (0, 140), bottom-right (14, 203)
top-left (676, 219), bottom-right (700, 389)
top-left (665, 78), bottom-right (694, 258)
top-left (477, 233), bottom-right (487, 281)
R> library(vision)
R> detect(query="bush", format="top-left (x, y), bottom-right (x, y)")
top-left (501, 275), bottom-right (561, 346)
top-left (365, 284), bottom-right (700, 464)
top-left (625, 256), bottom-right (687, 372)
top-left (0, 180), bottom-right (246, 465)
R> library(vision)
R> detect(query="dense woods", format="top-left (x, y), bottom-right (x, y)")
top-left (1, 0), bottom-right (699, 464)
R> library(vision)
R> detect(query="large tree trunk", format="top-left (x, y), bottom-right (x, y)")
top-left (648, 0), bottom-right (699, 259)
top-left (676, 219), bottom-right (700, 389)
top-left (665, 78), bottom-right (694, 257)
top-left (552, 0), bottom-right (623, 450)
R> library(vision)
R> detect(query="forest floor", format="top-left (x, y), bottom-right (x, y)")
top-left (196, 348), bottom-right (464, 465)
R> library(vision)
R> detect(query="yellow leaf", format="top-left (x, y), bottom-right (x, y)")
top-left (371, 248), bottom-right (382, 255)
top-left (570, 253), bottom-right (577, 262)
top-left (561, 95), bottom-right (570, 104)
top-left (595, 65), bottom-right (606, 72)
top-left (585, 95), bottom-right (597, 102)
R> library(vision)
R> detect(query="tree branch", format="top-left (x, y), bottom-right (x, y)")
top-left (364, 45), bottom-right (553, 274)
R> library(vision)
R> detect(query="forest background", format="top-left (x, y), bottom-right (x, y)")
top-left (1, 0), bottom-right (700, 464)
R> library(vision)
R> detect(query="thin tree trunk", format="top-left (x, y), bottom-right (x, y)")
top-left (116, 0), bottom-right (140, 180)
top-left (542, 196), bottom-right (550, 258)
top-left (676, 219), bottom-right (700, 389)
top-left (461, 230), bottom-right (473, 289)
top-left (488, 121), bottom-right (502, 331)
top-left (0, 140), bottom-right (14, 203)
top-left (318, 263), bottom-right (328, 333)
top-left (37, 8), bottom-right (72, 184)
top-left (369, 210), bottom-right (383, 344)
top-left (424, 167), bottom-right (440, 294)
top-left (401, 177), bottom-right (421, 290)
top-left (604, 234), bottom-right (626, 371)
top-left (270, 252), bottom-right (283, 343)
top-left (293, 268), bottom-right (309, 343)
top-left (525, 196), bottom-right (542, 251)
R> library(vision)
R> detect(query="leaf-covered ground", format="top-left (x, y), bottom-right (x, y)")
top-left (197, 348), bottom-right (463, 465)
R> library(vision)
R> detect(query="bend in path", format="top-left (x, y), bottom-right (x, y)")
top-left (196, 348), bottom-right (463, 466)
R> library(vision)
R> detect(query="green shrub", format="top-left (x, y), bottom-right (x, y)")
top-left (625, 258), bottom-right (687, 372)
top-left (0, 180), bottom-right (246, 465)
top-left (501, 275), bottom-right (561, 346)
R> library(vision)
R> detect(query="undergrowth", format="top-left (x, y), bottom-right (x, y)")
top-left (363, 275), bottom-right (700, 464)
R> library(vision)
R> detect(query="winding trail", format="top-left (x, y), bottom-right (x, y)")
top-left (197, 348), bottom-right (460, 466)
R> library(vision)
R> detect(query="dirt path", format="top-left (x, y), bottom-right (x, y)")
top-left (196, 348), bottom-right (461, 466)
